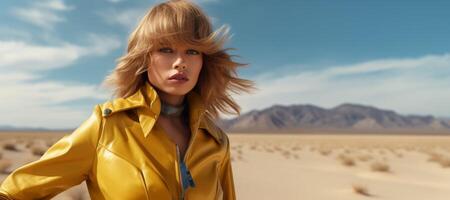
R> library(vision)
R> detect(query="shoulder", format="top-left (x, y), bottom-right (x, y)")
top-left (61, 104), bottom-right (104, 149)
top-left (97, 98), bottom-right (142, 118)
top-left (200, 115), bottom-right (229, 146)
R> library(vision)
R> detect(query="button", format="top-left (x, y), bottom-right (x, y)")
top-left (103, 108), bottom-right (112, 116)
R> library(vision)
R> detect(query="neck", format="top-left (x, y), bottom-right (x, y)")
top-left (156, 90), bottom-right (187, 117)
top-left (160, 100), bottom-right (186, 117)
top-left (158, 92), bottom-right (185, 107)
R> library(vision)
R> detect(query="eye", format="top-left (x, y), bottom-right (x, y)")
top-left (159, 47), bottom-right (173, 53)
top-left (186, 49), bottom-right (200, 55)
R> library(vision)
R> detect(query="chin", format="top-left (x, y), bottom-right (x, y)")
top-left (150, 80), bottom-right (195, 96)
top-left (163, 87), bottom-right (193, 96)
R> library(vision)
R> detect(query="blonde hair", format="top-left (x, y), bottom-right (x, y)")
top-left (102, 0), bottom-right (255, 119)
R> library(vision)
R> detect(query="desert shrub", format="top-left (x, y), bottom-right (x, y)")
top-left (370, 161), bottom-right (390, 172)
top-left (30, 145), bottom-right (48, 157)
top-left (3, 143), bottom-right (20, 152)
top-left (352, 184), bottom-right (371, 196)
top-left (337, 154), bottom-right (356, 167)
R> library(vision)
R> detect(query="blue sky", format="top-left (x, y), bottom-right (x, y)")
top-left (1, 0), bottom-right (450, 129)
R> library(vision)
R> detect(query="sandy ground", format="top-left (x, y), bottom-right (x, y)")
top-left (230, 133), bottom-right (450, 200)
top-left (0, 132), bottom-right (449, 200)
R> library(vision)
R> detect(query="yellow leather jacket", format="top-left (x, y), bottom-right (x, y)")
top-left (0, 82), bottom-right (236, 200)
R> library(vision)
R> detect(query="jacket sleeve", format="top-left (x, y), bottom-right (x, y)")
top-left (219, 135), bottom-right (236, 200)
top-left (0, 105), bottom-right (103, 200)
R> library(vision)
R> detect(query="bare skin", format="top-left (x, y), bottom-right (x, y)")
top-left (156, 92), bottom-right (191, 158)
top-left (147, 44), bottom-right (203, 158)
top-left (157, 114), bottom-right (191, 158)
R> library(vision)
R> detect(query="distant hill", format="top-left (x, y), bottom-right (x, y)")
top-left (0, 125), bottom-right (67, 132)
top-left (438, 117), bottom-right (450, 125)
top-left (218, 103), bottom-right (450, 134)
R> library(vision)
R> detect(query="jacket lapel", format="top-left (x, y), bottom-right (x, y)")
top-left (105, 81), bottom-right (223, 144)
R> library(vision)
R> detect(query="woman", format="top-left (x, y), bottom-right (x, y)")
top-left (0, 0), bottom-right (254, 199)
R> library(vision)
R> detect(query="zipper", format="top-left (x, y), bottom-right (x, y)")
top-left (176, 145), bottom-right (185, 200)
top-left (175, 112), bottom-right (204, 200)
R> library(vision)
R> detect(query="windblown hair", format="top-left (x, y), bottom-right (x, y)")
top-left (102, 0), bottom-right (255, 119)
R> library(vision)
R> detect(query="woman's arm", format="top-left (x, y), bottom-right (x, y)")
top-left (0, 105), bottom-right (103, 200)
top-left (219, 135), bottom-right (237, 200)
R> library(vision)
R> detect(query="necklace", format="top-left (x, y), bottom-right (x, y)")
top-left (160, 100), bottom-right (186, 117)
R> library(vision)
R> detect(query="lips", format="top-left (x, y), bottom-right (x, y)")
top-left (168, 72), bottom-right (189, 81)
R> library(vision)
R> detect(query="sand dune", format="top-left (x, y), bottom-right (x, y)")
top-left (0, 132), bottom-right (449, 199)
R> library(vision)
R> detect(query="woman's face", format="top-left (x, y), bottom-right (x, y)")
top-left (147, 44), bottom-right (203, 98)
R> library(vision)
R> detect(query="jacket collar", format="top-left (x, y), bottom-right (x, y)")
top-left (104, 81), bottom-right (223, 144)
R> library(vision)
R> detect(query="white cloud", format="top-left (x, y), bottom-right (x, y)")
top-left (12, 8), bottom-right (64, 30)
top-left (0, 34), bottom-right (121, 71)
top-left (98, 8), bottom-right (147, 30)
top-left (0, 77), bottom-right (109, 129)
top-left (84, 34), bottom-right (122, 56)
top-left (0, 41), bottom-right (80, 71)
top-left (0, 67), bottom-right (111, 129)
top-left (228, 53), bottom-right (450, 119)
top-left (0, 35), bottom-right (121, 129)
top-left (37, 0), bottom-right (74, 11)
top-left (11, 0), bottom-right (74, 30)
top-left (98, 1), bottom-right (221, 30)
top-left (0, 27), bottom-right (33, 41)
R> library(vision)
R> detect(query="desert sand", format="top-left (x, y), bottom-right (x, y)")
top-left (0, 132), bottom-right (449, 200)
top-left (230, 133), bottom-right (450, 200)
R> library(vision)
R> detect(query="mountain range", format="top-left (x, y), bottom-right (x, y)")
top-left (217, 103), bottom-right (450, 134)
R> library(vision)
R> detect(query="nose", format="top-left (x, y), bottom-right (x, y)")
top-left (173, 53), bottom-right (187, 70)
